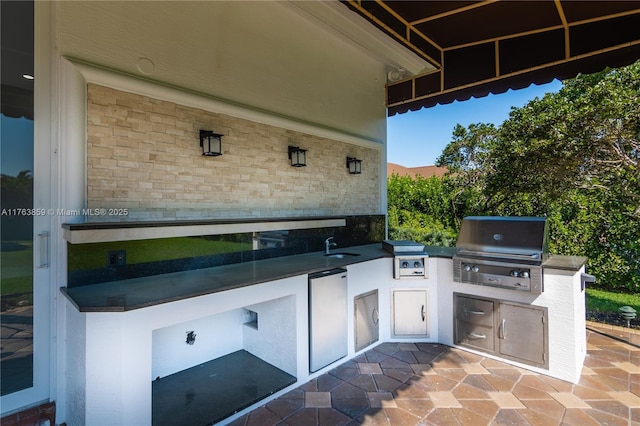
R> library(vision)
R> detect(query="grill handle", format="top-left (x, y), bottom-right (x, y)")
top-left (456, 249), bottom-right (540, 260)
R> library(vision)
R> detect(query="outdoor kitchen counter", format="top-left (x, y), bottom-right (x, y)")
top-left (542, 254), bottom-right (588, 271)
top-left (61, 244), bottom-right (392, 312)
top-left (423, 246), bottom-right (587, 272)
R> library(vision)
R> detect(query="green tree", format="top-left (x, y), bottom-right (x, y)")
top-left (387, 173), bottom-right (457, 247)
top-left (430, 61), bottom-right (640, 292)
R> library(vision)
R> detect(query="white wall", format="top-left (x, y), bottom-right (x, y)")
top-left (244, 295), bottom-right (297, 376)
top-left (152, 309), bottom-right (245, 379)
top-left (55, 1), bottom-right (388, 144)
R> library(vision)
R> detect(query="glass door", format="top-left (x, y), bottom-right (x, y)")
top-left (1, 0), bottom-right (50, 413)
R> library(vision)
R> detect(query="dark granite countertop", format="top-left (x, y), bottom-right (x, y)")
top-left (61, 244), bottom-right (393, 312)
top-left (542, 254), bottom-right (588, 271)
top-left (60, 243), bottom-right (586, 312)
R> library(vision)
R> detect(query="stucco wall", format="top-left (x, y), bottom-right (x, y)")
top-left (86, 84), bottom-right (380, 220)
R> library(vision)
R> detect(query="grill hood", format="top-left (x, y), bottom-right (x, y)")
top-left (455, 216), bottom-right (549, 261)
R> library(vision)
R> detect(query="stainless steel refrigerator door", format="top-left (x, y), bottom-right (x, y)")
top-left (309, 269), bottom-right (348, 373)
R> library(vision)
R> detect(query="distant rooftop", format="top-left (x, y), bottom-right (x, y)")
top-left (387, 163), bottom-right (448, 178)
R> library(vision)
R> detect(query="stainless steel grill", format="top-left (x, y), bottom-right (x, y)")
top-left (452, 216), bottom-right (548, 294)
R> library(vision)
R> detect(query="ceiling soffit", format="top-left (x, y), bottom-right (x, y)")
top-left (341, 0), bottom-right (640, 116)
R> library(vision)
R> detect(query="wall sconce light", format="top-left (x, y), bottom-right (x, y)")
top-left (288, 146), bottom-right (307, 167)
top-left (200, 130), bottom-right (223, 156)
top-left (346, 157), bottom-right (362, 174)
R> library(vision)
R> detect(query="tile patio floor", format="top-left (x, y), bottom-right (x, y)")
top-left (230, 323), bottom-right (640, 425)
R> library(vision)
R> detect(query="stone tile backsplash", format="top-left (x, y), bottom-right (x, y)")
top-left (86, 84), bottom-right (381, 221)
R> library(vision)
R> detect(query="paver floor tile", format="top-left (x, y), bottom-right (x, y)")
top-left (243, 406), bottom-right (281, 426)
top-left (397, 343), bottom-right (420, 351)
top-left (560, 408), bottom-right (601, 425)
top-left (317, 407), bottom-right (352, 426)
top-left (266, 397), bottom-right (304, 420)
top-left (588, 399), bottom-right (632, 419)
top-left (390, 350), bottom-right (419, 364)
top-left (548, 392), bottom-right (592, 409)
top-left (424, 374), bottom-right (459, 391)
top-left (512, 382), bottom-right (553, 400)
top-left (583, 408), bottom-right (631, 426)
top-left (382, 407), bottom-right (423, 425)
top-left (231, 330), bottom-right (640, 426)
top-left (492, 409), bottom-right (530, 425)
top-left (462, 362), bottom-right (490, 375)
top-left (427, 391), bottom-right (462, 408)
top-left (519, 408), bottom-right (562, 426)
top-left (393, 398), bottom-right (434, 418)
top-left (380, 355), bottom-right (411, 369)
top-left (317, 373), bottom-right (345, 392)
top-left (539, 376), bottom-right (574, 392)
top-left (572, 384), bottom-right (614, 400)
top-left (463, 373), bottom-right (498, 392)
top-left (282, 407), bottom-right (318, 426)
top-left (392, 381), bottom-right (432, 399)
top-left (613, 361), bottom-right (640, 374)
top-left (349, 374), bottom-right (377, 392)
top-left (608, 390), bottom-right (640, 407)
top-left (488, 391), bottom-right (527, 409)
top-left (458, 399), bottom-right (499, 420)
top-left (367, 391), bottom-right (396, 408)
top-left (355, 408), bottom-right (391, 425)
top-left (521, 399), bottom-right (566, 421)
top-left (358, 363), bottom-right (383, 375)
top-left (451, 407), bottom-right (493, 425)
top-left (331, 396), bottom-right (369, 419)
top-left (373, 343), bottom-right (400, 356)
top-left (381, 367), bottom-right (414, 384)
top-left (305, 392), bottom-right (331, 408)
top-left (372, 374), bottom-right (403, 393)
top-left (409, 363), bottom-right (436, 375)
top-left (423, 407), bottom-right (460, 425)
top-left (435, 368), bottom-right (467, 382)
top-left (452, 382), bottom-right (491, 399)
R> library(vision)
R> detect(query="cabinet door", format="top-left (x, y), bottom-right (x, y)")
top-left (393, 290), bottom-right (428, 337)
top-left (354, 290), bottom-right (379, 352)
top-left (498, 302), bottom-right (548, 367)
top-left (455, 320), bottom-right (495, 352)
top-left (456, 295), bottom-right (494, 327)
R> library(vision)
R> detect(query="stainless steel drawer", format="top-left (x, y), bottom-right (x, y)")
top-left (455, 319), bottom-right (495, 352)
top-left (456, 296), bottom-right (494, 327)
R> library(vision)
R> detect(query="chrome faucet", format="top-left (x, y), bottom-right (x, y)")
top-left (325, 237), bottom-right (337, 254)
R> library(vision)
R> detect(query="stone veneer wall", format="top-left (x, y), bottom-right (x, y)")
top-left (86, 84), bottom-right (381, 221)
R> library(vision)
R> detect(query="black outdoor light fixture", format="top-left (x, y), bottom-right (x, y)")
top-left (288, 145), bottom-right (307, 167)
top-left (346, 157), bottom-right (362, 174)
top-left (200, 130), bottom-right (223, 157)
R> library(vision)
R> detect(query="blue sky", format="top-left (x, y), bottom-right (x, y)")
top-left (387, 80), bottom-right (563, 167)
top-left (1, 115), bottom-right (34, 177)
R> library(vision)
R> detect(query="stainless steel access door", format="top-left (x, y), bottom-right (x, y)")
top-left (354, 290), bottom-right (379, 352)
top-left (309, 269), bottom-right (348, 373)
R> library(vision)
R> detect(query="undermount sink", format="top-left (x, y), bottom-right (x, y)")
top-left (324, 252), bottom-right (361, 259)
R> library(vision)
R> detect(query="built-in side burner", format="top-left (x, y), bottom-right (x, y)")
top-left (383, 240), bottom-right (428, 279)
